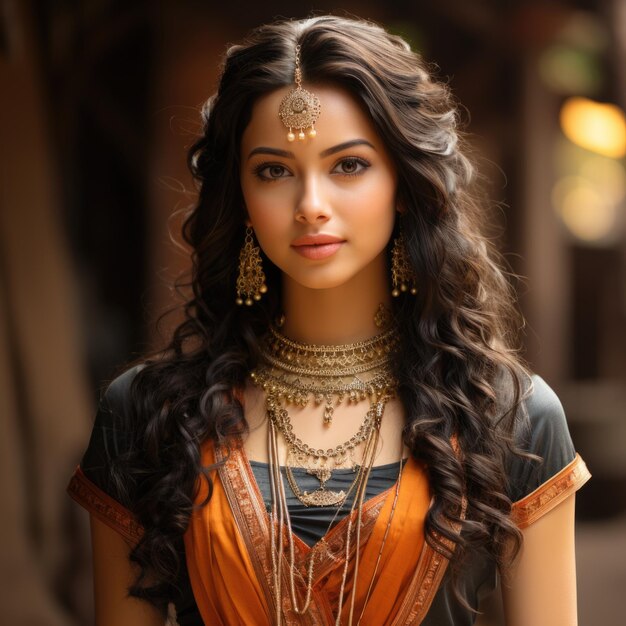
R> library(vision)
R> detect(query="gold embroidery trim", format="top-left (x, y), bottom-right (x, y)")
top-left (67, 465), bottom-right (143, 543)
top-left (512, 453), bottom-right (591, 529)
top-left (215, 442), bottom-right (393, 625)
top-left (216, 443), bottom-right (330, 625)
top-left (394, 502), bottom-right (465, 626)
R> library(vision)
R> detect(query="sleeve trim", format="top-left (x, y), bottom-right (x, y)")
top-left (67, 465), bottom-right (143, 543)
top-left (511, 453), bottom-right (591, 529)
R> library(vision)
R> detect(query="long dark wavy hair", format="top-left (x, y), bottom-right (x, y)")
top-left (111, 14), bottom-right (533, 614)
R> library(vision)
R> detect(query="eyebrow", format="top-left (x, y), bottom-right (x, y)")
top-left (247, 139), bottom-right (376, 160)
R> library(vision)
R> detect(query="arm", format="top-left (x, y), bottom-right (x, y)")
top-left (501, 493), bottom-right (578, 626)
top-left (90, 514), bottom-right (166, 626)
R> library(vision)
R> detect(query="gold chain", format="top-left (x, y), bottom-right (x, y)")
top-left (253, 327), bottom-right (403, 623)
top-left (268, 398), bottom-right (390, 624)
top-left (252, 326), bottom-right (399, 425)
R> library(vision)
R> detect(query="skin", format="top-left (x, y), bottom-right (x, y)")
top-left (503, 494), bottom-right (579, 626)
top-left (240, 83), bottom-right (399, 346)
top-left (90, 516), bottom-right (164, 626)
top-left (90, 82), bottom-right (579, 626)
top-left (240, 83), bottom-right (408, 468)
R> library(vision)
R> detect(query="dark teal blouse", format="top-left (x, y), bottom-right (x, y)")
top-left (75, 366), bottom-right (585, 626)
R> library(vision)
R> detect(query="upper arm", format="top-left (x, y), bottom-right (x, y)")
top-left (501, 493), bottom-right (578, 626)
top-left (90, 514), bottom-right (165, 626)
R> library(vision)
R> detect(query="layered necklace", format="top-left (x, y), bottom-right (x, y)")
top-left (251, 325), bottom-right (399, 507)
top-left (250, 325), bottom-right (401, 625)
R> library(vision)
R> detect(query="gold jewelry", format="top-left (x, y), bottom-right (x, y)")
top-left (279, 44), bottom-right (320, 142)
top-left (252, 328), bottom-right (401, 623)
top-left (251, 328), bottom-right (398, 507)
top-left (267, 396), bottom-right (391, 625)
top-left (391, 231), bottom-right (417, 297)
top-left (251, 326), bottom-right (399, 425)
top-left (235, 226), bottom-right (267, 306)
top-left (374, 302), bottom-right (392, 329)
top-left (268, 398), bottom-right (376, 507)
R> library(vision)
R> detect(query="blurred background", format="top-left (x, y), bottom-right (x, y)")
top-left (1, 0), bottom-right (624, 624)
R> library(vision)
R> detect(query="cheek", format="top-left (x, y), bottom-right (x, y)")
top-left (243, 183), bottom-right (288, 230)
top-left (346, 174), bottom-right (396, 230)
top-left (242, 194), bottom-right (290, 264)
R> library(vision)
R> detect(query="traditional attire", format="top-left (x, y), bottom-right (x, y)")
top-left (67, 366), bottom-right (590, 625)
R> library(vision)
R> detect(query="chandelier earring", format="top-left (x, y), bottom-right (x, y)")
top-left (236, 226), bottom-right (268, 306)
top-left (390, 230), bottom-right (417, 297)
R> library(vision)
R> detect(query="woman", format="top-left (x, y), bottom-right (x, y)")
top-left (67, 15), bottom-right (590, 626)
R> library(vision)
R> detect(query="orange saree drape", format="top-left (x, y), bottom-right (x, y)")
top-left (183, 440), bottom-right (447, 625)
top-left (67, 437), bottom-right (591, 625)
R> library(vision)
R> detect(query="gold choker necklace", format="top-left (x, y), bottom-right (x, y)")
top-left (251, 326), bottom-right (399, 426)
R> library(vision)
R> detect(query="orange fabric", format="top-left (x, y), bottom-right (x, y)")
top-left (184, 444), bottom-right (271, 626)
top-left (185, 440), bottom-right (433, 625)
top-left (511, 453), bottom-right (591, 529)
top-left (67, 466), bottom-right (142, 544)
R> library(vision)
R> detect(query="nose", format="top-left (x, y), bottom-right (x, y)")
top-left (294, 175), bottom-right (331, 224)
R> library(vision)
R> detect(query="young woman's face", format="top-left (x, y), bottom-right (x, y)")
top-left (240, 83), bottom-right (398, 292)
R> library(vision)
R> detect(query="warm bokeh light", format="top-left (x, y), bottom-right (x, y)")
top-left (580, 156), bottom-right (626, 203)
top-left (560, 97), bottom-right (626, 158)
top-left (552, 175), bottom-right (621, 242)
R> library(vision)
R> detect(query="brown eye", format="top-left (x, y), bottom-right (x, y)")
top-left (268, 165), bottom-right (286, 178)
top-left (333, 157), bottom-right (370, 176)
top-left (253, 162), bottom-right (291, 182)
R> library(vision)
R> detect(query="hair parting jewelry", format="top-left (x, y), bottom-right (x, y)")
top-left (390, 230), bottom-right (417, 297)
top-left (235, 226), bottom-right (268, 305)
top-left (278, 44), bottom-right (321, 142)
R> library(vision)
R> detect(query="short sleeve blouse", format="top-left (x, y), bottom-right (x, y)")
top-left (67, 368), bottom-right (590, 625)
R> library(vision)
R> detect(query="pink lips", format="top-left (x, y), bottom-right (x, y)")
top-left (291, 234), bottom-right (345, 260)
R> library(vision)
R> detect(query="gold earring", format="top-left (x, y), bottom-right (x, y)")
top-left (391, 231), bottom-right (417, 297)
top-left (236, 226), bottom-right (268, 306)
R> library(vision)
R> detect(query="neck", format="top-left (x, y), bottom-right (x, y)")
top-left (280, 260), bottom-right (391, 345)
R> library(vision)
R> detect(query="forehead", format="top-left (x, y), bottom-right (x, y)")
top-left (241, 83), bottom-right (382, 154)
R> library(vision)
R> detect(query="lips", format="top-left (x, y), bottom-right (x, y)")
top-left (291, 233), bottom-right (345, 260)
top-left (291, 234), bottom-right (345, 246)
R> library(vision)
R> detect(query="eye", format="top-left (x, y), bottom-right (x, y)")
top-left (332, 157), bottom-right (370, 177)
top-left (253, 162), bottom-right (291, 182)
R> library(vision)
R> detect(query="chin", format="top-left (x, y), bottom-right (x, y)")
top-left (283, 268), bottom-right (356, 292)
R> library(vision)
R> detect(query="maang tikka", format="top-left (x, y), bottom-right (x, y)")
top-left (236, 226), bottom-right (267, 306)
top-left (279, 44), bottom-right (321, 142)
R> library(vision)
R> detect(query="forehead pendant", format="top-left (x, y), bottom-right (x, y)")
top-left (279, 44), bottom-right (321, 142)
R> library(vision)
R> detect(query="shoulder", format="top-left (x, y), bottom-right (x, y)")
top-left (524, 374), bottom-right (566, 428)
top-left (517, 374), bottom-right (571, 451)
top-left (507, 374), bottom-right (576, 503)
top-left (79, 364), bottom-right (146, 500)
top-left (99, 363), bottom-right (145, 415)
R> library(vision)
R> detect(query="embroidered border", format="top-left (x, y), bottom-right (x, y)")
top-left (214, 444), bottom-right (279, 620)
top-left (512, 453), bottom-right (591, 529)
top-left (216, 442), bottom-right (390, 625)
top-left (216, 443), bottom-right (330, 625)
top-left (67, 465), bottom-right (142, 544)
top-left (393, 506), bottom-right (464, 625)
